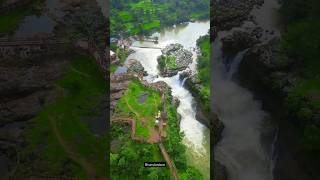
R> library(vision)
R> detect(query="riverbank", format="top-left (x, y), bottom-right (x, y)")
top-left (110, 20), bottom-right (210, 179)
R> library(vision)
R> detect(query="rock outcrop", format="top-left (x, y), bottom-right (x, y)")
top-left (238, 38), bottom-right (295, 95)
top-left (213, 0), bottom-right (264, 31)
top-left (110, 73), bottom-right (140, 113)
top-left (222, 28), bottom-right (261, 58)
top-left (158, 44), bottom-right (193, 77)
top-left (126, 59), bottom-right (147, 76)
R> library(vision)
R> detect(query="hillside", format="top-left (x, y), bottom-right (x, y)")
top-left (110, 0), bottom-right (209, 37)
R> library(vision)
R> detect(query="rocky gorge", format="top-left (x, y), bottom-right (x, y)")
top-left (211, 0), bottom-right (282, 180)
top-left (213, 0), bottom-right (320, 180)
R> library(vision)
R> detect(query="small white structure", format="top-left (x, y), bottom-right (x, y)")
top-left (110, 50), bottom-right (116, 62)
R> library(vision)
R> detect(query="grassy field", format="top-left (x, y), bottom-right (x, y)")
top-left (15, 53), bottom-right (107, 178)
top-left (115, 80), bottom-right (161, 138)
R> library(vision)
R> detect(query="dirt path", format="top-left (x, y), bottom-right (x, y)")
top-left (112, 117), bottom-right (178, 180)
top-left (124, 97), bottom-right (161, 143)
top-left (125, 97), bottom-right (141, 118)
top-left (159, 143), bottom-right (180, 180)
top-left (111, 117), bottom-right (137, 140)
top-left (49, 116), bottom-right (106, 180)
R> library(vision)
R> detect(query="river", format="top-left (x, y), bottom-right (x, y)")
top-left (212, 0), bottom-right (281, 180)
top-left (126, 21), bottom-right (210, 179)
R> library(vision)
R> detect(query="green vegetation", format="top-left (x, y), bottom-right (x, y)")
top-left (164, 91), bottom-right (203, 179)
top-left (0, 0), bottom-right (44, 35)
top-left (115, 80), bottom-right (161, 138)
top-left (110, 44), bottom-right (132, 73)
top-left (110, 122), bottom-right (171, 179)
top-left (280, 0), bottom-right (320, 169)
top-left (0, 11), bottom-right (26, 34)
top-left (15, 53), bottom-right (107, 178)
top-left (196, 35), bottom-right (210, 113)
top-left (111, 89), bottom-right (202, 179)
top-left (110, 0), bottom-right (209, 37)
top-left (158, 55), bottom-right (178, 69)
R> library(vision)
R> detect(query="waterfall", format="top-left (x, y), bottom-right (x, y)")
top-left (227, 49), bottom-right (248, 80)
top-left (127, 21), bottom-right (210, 179)
top-left (213, 36), bottom-right (273, 180)
top-left (181, 77), bottom-right (188, 87)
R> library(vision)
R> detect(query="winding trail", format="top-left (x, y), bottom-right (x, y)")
top-left (112, 116), bottom-right (179, 180)
top-left (124, 97), bottom-right (141, 119)
top-left (111, 117), bottom-right (138, 141)
top-left (49, 116), bottom-right (107, 180)
top-left (159, 143), bottom-right (180, 180)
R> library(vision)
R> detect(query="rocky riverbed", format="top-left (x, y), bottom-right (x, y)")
top-left (158, 43), bottom-right (193, 77)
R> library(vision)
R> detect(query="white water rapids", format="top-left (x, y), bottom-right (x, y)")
top-left (212, 0), bottom-right (281, 179)
top-left (212, 37), bottom-right (274, 180)
top-left (127, 21), bottom-right (210, 179)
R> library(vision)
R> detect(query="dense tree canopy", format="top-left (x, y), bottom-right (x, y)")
top-left (280, 0), bottom-right (320, 171)
top-left (110, 0), bottom-right (209, 37)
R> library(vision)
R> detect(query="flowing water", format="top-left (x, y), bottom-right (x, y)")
top-left (212, 37), bottom-right (273, 180)
top-left (127, 21), bottom-right (210, 179)
top-left (212, 0), bottom-right (281, 179)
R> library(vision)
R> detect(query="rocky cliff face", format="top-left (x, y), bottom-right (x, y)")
top-left (0, 47), bottom-right (71, 176)
top-left (213, 0), bottom-right (264, 31)
top-left (0, 48), bottom-right (70, 127)
top-left (211, 1), bottom-right (267, 180)
top-left (237, 37), bottom-right (296, 97)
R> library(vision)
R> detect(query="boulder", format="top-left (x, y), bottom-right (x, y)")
top-left (158, 44), bottom-right (193, 77)
top-left (213, 0), bottom-right (264, 31)
top-left (238, 38), bottom-right (295, 95)
top-left (222, 29), bottom-right (260, 59)
top-left (126, 59), bottom-right (147, 76)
